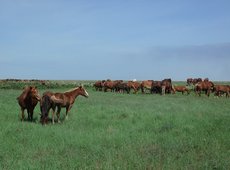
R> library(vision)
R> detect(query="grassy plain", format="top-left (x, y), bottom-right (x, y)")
top-left (0, 85), bottom-right (229, 169)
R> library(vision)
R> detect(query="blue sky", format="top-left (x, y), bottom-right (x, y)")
top-left (0, 0), bottom-right (230, 81)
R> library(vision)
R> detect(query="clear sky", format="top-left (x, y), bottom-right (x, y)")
top-left (0, 0), bottom-right (230, 81)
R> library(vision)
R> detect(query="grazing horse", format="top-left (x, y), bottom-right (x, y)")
top-left (115, 82), bottom-right (131, 94)
top-left (173, 85), bottom-right (190, 95)
top-left (104, 80), bottom-right (123, 92)
top-left (17, 86), bottom-right (40, 121)
top-left (40, 86), bottom-right (89, 124)
top-left (195, 81), bottom-right (214, 97)
top-left (127, 81), bottom-right (141, 94)
top-left (213, 85), bottom-right (230, 98)
top-left (93, 80), bottom-right (105, 91)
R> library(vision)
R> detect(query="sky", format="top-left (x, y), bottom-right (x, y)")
top-left (0, 0), bottom-right (230, 81)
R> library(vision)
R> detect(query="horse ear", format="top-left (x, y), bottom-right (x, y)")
top-left (30, 86), bottom-right (33, 89)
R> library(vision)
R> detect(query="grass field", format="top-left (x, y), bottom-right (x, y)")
top-left (0, 86), bottom-right (229, 169)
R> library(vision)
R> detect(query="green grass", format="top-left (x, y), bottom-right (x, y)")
top-left (0, 87), bottom-right (229, 169)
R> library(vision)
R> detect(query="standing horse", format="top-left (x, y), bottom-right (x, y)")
top-left (195, 81), bottom-right (214, 97)
top-left (161, 79), bottom-right (173, 95)
top-left (141, 80), bottom-right (153, 93)
top-left (17, 86), bottom-right (40, 121)
top-left (40, 86), bottom-right (89, 124)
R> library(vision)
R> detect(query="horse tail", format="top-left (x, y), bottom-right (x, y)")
top-left (171, 85), bottom-right (176, 94)
top-left (40, 95), bottom-right (52, 125)
top-left (50, 95), bottom-right (64, 104)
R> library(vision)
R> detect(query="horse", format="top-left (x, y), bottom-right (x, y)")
top-left (93, 80), bottom-right (105, 91)
top-left (127, 81), bottom-right (141, 94)
top-left (161, 78), bottom-right (173, 95)
top-left (213, 85), bottom-right (230, 98)
top-left (40, 86), bottom-right (89, 124)
top-left (173, 85), bottom-right (190, 95)
top-left (115, 82), bottom-right (131, 94)
top-left (151, 81), bottom-right (162, 94)
top-left (104, 80), bottom-right (123, 92)
top-left (141, 80), bottom-right (153, 93)
top-left (17, 86), bottom-right (40, 121)
top-left (195, 81), bottom-right (214, 97)
top-left (187, 78), bottom-right (193, 85)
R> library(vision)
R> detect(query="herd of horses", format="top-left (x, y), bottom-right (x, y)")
top-left (17, 86), bottom-right (89, 125)
top-left (93, 78), bottom-right (230, 97)
top-left (16, 78), bottom-right (229, 125)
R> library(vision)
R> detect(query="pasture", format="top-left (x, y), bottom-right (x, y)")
top-left (0, 84), bottom-right (229, 169)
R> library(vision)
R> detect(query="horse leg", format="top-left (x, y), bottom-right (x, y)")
top-left (21, 108), bottom-right (25, 121)
top-left (52, 106), bottom-right (56, 124)
top-left (161, 86), bottom-right (166, 95)
top-left (207, 89), bottom-right (210, 97)
top-left (30, 109), bottom-right (34, 122)
top-left (26, 109), bottom-right (31, 121)
top-left (65, 105), bottom-right (73, 120)
top-left (56, 106), bottom-right (61, 123)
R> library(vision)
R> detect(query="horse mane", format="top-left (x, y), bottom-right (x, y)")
top-left (17, 86), bottom-right (31, 100)
top-left (64, 87), bottom-right (80, 93)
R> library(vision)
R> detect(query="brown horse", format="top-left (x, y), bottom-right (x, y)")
top-left (195, 81), bottom-right (214, 97)
top-left (17, 86), bottom-right (40, 121)
top-left (173, 85), bottom-right (190, 95)
top-left (161, 79), bottom-right (173, 95)
top-left (104, 80), bottom-right (123, 92)
top-left (141, 80), bottom-right (153, 93)
top-left (151, 81), bottom-right (162, 94)
top-left (127, 81), bottom-right (141, 93)
top-left (40, 86), bottom-right (89, 124)
top-left (213, 85), bottom-right (230, 97)
top-left (93, 80), bottom-right (105, 91)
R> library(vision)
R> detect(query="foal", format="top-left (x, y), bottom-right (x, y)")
top-left (40, 86), bottom-right (89, 124)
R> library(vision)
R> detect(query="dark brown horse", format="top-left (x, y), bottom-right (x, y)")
top-left (150, 81), bottom-right (162, 94)
top-left (161, 79), bottom-right (173, 95)
top-left (40, 86), bottom-right (89, 124)
top-left (17, 86), bottom-right (40, 121)
top-left (187, 78), bottom-right (193, 85)
top-left (93, 80), bottom-right (105, 91)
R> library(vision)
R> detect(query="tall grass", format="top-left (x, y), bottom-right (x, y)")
top-left (0, 87), bottom-right (229, 169)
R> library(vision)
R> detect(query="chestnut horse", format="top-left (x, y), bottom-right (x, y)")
top-left (40, 86), bottom-right (89, 124)
top-left (173, 85), bottom-right (190, 95)
top-left (141, 80), bottom-right (153, 93)
top-left (213, 85), bottom-right (230, 97)
top-left (127, 81), bottom-right (141, 94)
top-left (195, 81), bottom-right (214, 97)
top-left (17, 86), bottom-right (40, 121)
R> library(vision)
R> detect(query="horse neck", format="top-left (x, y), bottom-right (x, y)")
top-left (67, 88), bottom-right (82, 99)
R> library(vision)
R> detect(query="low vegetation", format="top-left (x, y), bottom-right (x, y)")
top-left (0, 81), bottom-right (229, 169)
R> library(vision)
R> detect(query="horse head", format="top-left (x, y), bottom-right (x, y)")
top-left (79, 85), bottom-right (89, 98)
top-left (29, 86), bottom-right (41, 101)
